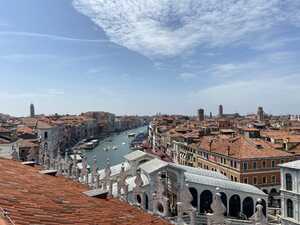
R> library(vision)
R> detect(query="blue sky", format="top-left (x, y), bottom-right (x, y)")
top-left (1, 0), bottom-right (300, 116)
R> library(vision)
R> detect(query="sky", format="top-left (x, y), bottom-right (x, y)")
top-left (1, 0), bottom-right (300, 117)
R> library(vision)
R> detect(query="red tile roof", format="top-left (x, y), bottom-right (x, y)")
top-left (0, 159), bottom-right (170, 225)
top-left (198, 135), bottom-right (293, 159)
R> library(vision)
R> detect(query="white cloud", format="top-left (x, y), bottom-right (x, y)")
top-left (73, 0), bottom-right (300, 57)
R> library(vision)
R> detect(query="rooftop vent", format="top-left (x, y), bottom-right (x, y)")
top-left (83, 189), bottom-right (109, 199)
top-left (256, 144), bottom-right (263, 149)
top-left (39, 169), bottom-right (57, 176)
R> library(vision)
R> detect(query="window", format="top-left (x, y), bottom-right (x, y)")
top-left (231, 175), bottom-right (234, 181)
top-left (272, 175), bottom-right (276, 184)
top-left (253, 177), bottom-right (257, 185)
top-left (287, 199), bottom-right (294, 218)
top-left (234, 177), bottom-right (237, 182)
top-left (243, 162), bottom-right (248, 171)
top-left (44, 131), bottom-right (48, 139)
top-left (271, 160), bottom-right (275, 168)
top-left (234, 161), bottom-right (237, 168)
top-left (286, 173), bottom-right (293, 191)
top-left (262, 161), bottom-right (266, 168)
top-left (230, 160), bottom-right (233, 167)
top-left (244, 177), bottom-right (248, 184)
top-left (281, 159), bottom-right (284, 164)
top-left (263, 176), bottom-right (267, 184)
top-left (253, 161), bottom-right (257, 169)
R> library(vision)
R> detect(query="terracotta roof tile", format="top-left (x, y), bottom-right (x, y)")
top-left (0, 159), bottom-right (170, 225)
top-left (198, 135), bottom-right (293, 159)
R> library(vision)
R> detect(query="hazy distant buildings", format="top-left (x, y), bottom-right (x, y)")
top-left (197, 108), bottom-right (205, 121)
top-left (218, 104), bottom-right (223, 117)
top-left (30, 103), bottom-right (35, 118)
top-left (257, 106), bottom-right (264, 121)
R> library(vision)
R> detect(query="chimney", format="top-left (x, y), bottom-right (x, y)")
top-left (227, 146), bottom-right (231, 156)
top-left (209, 139), bottom-right (213, 152)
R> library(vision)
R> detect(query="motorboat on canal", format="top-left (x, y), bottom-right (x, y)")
top-left (128, 133), bottom-right (136, 138)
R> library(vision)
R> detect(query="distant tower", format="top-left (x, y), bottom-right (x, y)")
top-left (30, 103), bottom-right (35, 118)
top-left (197, 108), bottom-right (205, 121)
top-left (257, 106), bottom-right (264, 121)
top-left (218, 105), bottom-right (223, 117)
top-left (210, 112), bottom-right (213, 118)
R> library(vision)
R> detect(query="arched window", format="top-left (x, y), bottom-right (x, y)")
top-left (243, 197), bottom-right (254, 218)
top-left (189, 187), bottom-right (198, 208)
top-left (287, 199), bottom-right (293, 218)
top-left (220, 192), bottom-right (227, 216)
top-left (286, 173), bottom-right (293, 191)
top-left (200, 190), bottom-right (213, 214)
top-left (144, 193), bottom-right (149, 210)
top-left (229, 195), bottom-right (241, 218)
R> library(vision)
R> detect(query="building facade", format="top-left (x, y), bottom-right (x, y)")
top-left (280, 160), bottom-right (300, 225)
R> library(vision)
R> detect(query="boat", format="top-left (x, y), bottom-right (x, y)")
top-left (122, 142), bottom-right (126, 145)
top-left (103, 147), bottom-right (109, 152)
top-left (112, 146), bottom-right (118, 150)
top-left (128, 133), bottom-right (136, 138)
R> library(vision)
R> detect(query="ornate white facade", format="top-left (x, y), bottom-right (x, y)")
top-left (280, 160), bottom-right (300, 225)
top-left (37, 149), bottom-right (269, 224)
top-left (96, 151), bottom-right (267, 223)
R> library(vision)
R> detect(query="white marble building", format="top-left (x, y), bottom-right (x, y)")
top-left (96, 150), bottom-right (267, 221)
top-left (280, 160), bottom-right (300, 225)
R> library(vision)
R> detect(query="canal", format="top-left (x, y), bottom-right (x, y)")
top-left (85, 126), bottom-right (148, 168)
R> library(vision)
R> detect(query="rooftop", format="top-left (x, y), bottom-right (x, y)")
top-left (280, 160), bottom-right (300, 170)
top-left (0, 158), bottom-right (170, 225)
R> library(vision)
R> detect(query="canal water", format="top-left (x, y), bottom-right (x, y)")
top-left (85, 126), bottom-right (148, 169)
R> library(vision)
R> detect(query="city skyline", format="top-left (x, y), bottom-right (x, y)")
top-left (1, 0), bottom-right (300, 116)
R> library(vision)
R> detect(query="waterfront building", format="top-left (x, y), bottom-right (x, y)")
top-left (149, 115), bottom-right (300, 209)
top-left (82, 111), bottom-right (116, 134)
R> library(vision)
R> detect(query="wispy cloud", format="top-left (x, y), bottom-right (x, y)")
top-left (0, 89), bottom-right (65, 99)
top-left (178, 72), bottom-right (197, 80)
top-left (0, 31), bottom-right (108, 43)
top-left (0, 54), bottom-right (58, 62)
top-left (0, 22), bottom-right (9, 27)
top-left (73, 0), bottom-right (300, 58)
top-left (206, 51), bottom-right (298, 79)
top-left (189, 74), bottom-right (300, 114)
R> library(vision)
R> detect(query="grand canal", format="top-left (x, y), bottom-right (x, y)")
top-left (85, 126), bottom-right (148, 168)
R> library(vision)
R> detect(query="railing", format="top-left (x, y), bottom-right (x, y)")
top-left (0, 207), bottom-right (16, 225)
